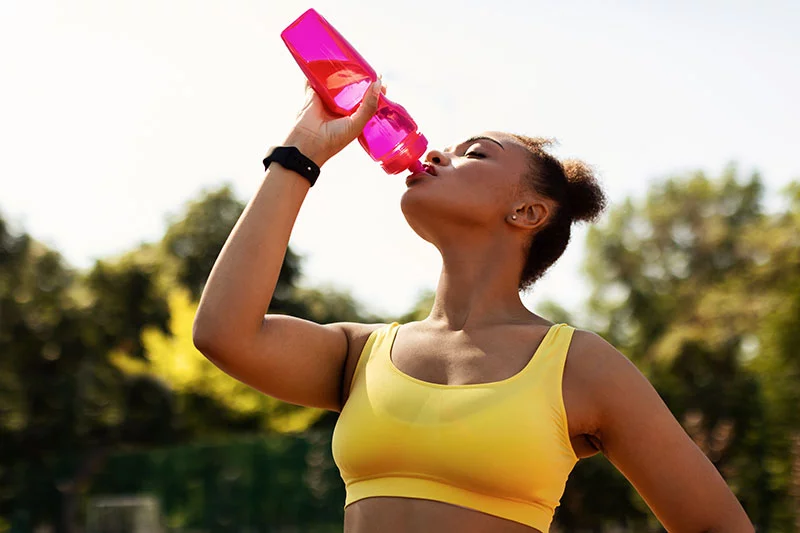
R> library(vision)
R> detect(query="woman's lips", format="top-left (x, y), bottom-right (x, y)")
top-left (405, 172), bottom-right (427, 186)
top-left (405, 164), bottom-right (437, 186)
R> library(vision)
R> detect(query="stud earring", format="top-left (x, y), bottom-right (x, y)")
top-left (511, 215), bottom-right (517, 220)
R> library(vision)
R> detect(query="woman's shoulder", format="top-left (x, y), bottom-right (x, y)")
top-left (565, 327), bottom-right (659, 431)
top-left (338, 321), bottom-right (391, 346)
top-left (567, 327), bottom-right (634, 371)
top-left (557, 326), bottom-right (632, 422)
top-left (562, 327), bottom-right (638, 390)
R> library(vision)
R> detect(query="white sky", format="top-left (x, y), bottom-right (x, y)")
top-left (1, 0), bottom-right (798, 320)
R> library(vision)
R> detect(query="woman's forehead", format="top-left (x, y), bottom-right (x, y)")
top-left (444, 132), bottom-right (522, 152)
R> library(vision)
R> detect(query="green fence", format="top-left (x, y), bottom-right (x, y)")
top-left (88, 429), bottom-right (344, 532)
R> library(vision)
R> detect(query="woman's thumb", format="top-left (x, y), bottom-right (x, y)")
top-left (350, 78), bottom-right (382, 130)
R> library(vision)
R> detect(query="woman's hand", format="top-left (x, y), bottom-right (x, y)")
top-left (283, 78), bottom-right (385, 167)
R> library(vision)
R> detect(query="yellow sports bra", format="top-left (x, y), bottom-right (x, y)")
top-left (331, 322), bottom-right (579, 532)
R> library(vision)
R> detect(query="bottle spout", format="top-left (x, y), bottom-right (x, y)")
top-left (407, 159), bottom-right (425, 174)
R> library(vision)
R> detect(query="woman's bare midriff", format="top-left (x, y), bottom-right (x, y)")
top-left (344, 497), bottom-right (543, 533)
top-left (337, 321), bottom-right (603, 533)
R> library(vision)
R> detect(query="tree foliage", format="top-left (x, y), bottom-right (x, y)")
top-left (0, 183), bottom-right (382, 531)
top-left (0, 216), bottom-right (177, 530)
top-left (555, 166), bottom-right (800, 530)
top-left (160, 184), bottom-right (303, 310)
top-left (2, 169), bottom-right (797, 530)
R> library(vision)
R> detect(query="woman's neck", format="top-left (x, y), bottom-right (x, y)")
top-left (426, 235), bottom-right (536, 331)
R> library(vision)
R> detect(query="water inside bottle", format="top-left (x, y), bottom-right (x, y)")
top-left (306, 59), bottom-right (373, 113)
top-left (361, 99), bottom-right (418, 158)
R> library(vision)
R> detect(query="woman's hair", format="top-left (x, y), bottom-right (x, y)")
top-left (511, 134), bottom-right (607, 292)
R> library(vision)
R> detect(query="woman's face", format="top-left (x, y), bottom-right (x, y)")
top-left (400, 131), bottom-right (536, 243)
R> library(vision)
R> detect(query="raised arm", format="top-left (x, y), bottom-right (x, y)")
top-left (574, 331), bottom-right (755, 532)
top-left (192, 79), bottom-right (384, 413)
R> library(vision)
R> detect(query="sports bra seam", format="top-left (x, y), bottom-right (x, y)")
top-left (347, 471), bottom-right (555, 509)
top-left (557, 325), bottom-right (579, 463)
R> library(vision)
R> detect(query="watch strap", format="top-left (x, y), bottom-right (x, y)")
top-left (263, 146), bottom-right (320, 186)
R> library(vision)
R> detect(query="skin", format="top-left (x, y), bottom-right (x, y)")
top-left (339, 130), bottom-right (754, 533)
top-left (194, 80), bottom-right (755, 532)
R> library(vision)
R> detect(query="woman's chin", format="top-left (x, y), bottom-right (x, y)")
top-left (400, 212), bottom-right (436, 245)
top-left (400, 188), bottom-right (434, 217)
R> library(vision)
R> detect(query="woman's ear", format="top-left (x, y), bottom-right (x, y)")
top-left (507, 200), bottom-right (550, 230)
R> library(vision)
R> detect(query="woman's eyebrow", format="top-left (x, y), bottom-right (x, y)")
top-left (464, 136), bottom-right (505, 150)
top-left (444, 136), bottom-right (505, 153)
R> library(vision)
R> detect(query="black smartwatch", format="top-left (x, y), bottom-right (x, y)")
top-left (263, 146), bottom-right (320, 187)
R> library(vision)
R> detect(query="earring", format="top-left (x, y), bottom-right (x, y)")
top-left (511, 215), bottom-right (517, 220)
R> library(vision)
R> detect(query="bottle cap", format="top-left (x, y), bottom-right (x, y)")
top-left (379, 131), bottom-right (428, 175)
top-left (407, 160), bottom-right (425, 174)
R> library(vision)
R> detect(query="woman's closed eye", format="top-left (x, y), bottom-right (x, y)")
top-left (465, 151), bottom-right (486, 159)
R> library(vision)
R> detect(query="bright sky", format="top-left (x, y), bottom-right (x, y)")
top-left (1, 0), bottom-right (798, 320)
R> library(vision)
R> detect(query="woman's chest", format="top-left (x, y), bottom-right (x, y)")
top-left (342, 325), bottom-right (599, 452)
top-left (333, 348), bottom-right (582, 496)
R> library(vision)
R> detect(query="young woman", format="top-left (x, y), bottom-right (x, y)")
top-left (193, 79), bottom-right (754, 532)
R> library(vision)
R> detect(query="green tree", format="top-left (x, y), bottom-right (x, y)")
top-left (0, 182), bottom-right (393, 530)
top-left (576, 165), bottom-right (799, 529)
top-left (160, 184), bottom-right (303, 310)
top-left (397, 289), bottom-right (435, 323)
top-left (0, 214), bottom-right (178, 532)
top-left (290, 284), bottom-right (387, 324)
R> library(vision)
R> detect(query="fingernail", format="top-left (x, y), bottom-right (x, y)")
top-left (373, 77), bottom-right (382, 94)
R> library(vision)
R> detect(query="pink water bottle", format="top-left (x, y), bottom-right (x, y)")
top-left (281, 9), bottom-right (427, 175)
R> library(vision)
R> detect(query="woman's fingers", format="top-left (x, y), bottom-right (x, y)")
top-left (349, 78), bottom-right (382, 132)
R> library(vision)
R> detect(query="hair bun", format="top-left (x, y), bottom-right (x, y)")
top-left (561, 159), bottom-right (607, 223)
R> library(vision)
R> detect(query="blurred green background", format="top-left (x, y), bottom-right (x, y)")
top-left (1, 166), bottom-right (798, 532)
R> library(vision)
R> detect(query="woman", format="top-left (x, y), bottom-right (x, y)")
top-left (192, 79), bottom-right (754, 532)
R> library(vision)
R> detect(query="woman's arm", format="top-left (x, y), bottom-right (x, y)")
top-left (192, 79), bottom-right (384, 412)
top-left (575, 331), bottom-right (755, 532)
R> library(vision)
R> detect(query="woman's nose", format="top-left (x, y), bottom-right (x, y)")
top-left (425, 149), bottom-right (450, 166)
